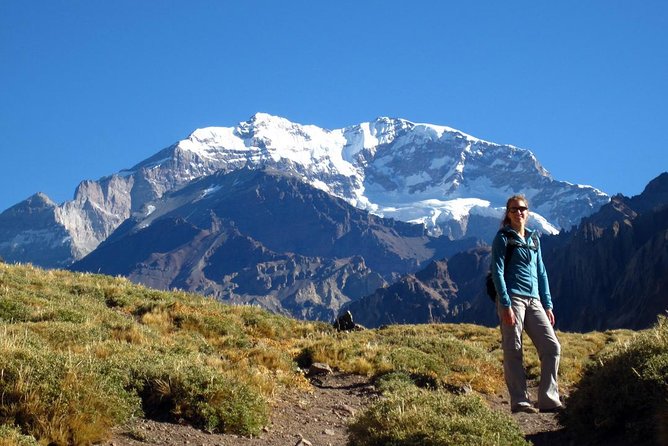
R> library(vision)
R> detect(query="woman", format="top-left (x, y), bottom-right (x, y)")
top-left (491, 194), bottom-right (563, 414)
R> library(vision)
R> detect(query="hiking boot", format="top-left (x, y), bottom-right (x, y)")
top-left (512, 405), bottom-right (539, 414)
top-left (539, 405), bottom-right (565, 414)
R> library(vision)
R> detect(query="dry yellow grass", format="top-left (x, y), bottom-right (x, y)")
top-left (0, 262), bottom-right (645, 445)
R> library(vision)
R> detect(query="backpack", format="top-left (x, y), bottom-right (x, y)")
top-left (485, 229), bottom-right (539, 302)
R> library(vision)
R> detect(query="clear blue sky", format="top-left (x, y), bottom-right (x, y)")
top-left (1, 0), bottom-right (667, 212)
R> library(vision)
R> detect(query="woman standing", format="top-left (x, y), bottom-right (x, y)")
top-left (491, 194), bottom-right (563, 414)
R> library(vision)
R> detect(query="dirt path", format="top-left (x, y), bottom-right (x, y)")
top-left (486, 389), bottom-right (570, 446)
top-left (102, 373), bottom-right (375, 446)
top-left (102, 373), bottom-right (569, 446)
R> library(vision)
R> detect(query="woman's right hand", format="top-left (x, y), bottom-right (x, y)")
top-left (501, 307), bottom-right (516, 326)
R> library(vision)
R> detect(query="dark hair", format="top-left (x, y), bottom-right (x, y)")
top-left (502, 194), bottom-right (529, 227)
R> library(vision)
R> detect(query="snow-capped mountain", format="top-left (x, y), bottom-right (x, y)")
top-left (127, 113), bottom-right (607, 235)
top-left (0, 113), bottom-right (609, 267)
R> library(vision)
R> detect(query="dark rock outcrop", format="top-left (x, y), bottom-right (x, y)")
top-left (344, 247), bottom-right (497, 328)
top-left (543, 173), bottom-right (668, 331)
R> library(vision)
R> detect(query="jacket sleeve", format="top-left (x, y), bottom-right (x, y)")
top-left (491, 232), bottom-right (512, 307)
top-left (536, 239), bottom-right (553, 309)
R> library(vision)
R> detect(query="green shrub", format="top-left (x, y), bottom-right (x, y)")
top-left (133, 358), bottom-right (268, 435)
top-left (373, 371), bottom-right (426, 392)
top-left (348, 382), bottom-right (529, 446)
top-left (297, 325), bottom-right (503, 394)
top-left (0, 299), bottom-right (31, 322)
top-left (0, 424), bottom-right (38, 446)
top-left (563, 316), bottom-right (668, 445)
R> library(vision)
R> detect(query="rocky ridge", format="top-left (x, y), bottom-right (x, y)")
top-left (542, 172), bottom-right (668, 331)
top-left (344, 246), bottom-right (497, 328)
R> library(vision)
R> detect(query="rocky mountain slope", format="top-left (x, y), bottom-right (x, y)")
top-left (1, 113), bottom-right (608, 267)
top-left (542, 172), bottom-right (668, 331)
top-left (345, 172), bottom-right (668, 331)
top-left (71, 168), bottom-right (476, 320)
top-left (343, 247), bottom-right (496, 328)
top-left (0, 193), bottom-right (72, 267)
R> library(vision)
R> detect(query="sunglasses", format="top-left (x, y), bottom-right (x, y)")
top-left (508, 206), bottom-right (528, 213)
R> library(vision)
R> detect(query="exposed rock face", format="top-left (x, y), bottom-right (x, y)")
top-left (345, 247), bottom-right (497, 328)
top-left (56, 175), bottom-right (135, 258)
top-left (71, 169), bottom-right (475, 320)
top-left (76, 217), bottom-right (385, 320)
top-left (0, 193), bottom-right (73, 267)
top-left (543, 173), bottom-right (668, 331)
top-left (0, 175), bottom-right (135, 266)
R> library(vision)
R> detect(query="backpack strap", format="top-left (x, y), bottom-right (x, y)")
top-left (499, 229), bottom-right (539, 268)
top-left (530, 231), bottom-right (539, 248)
top-left (502, 231), bottom-right (514, 267)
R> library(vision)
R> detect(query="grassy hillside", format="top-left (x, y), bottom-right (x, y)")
top-left (0, 262), bottom-right (660, 445)
top-left (563, 315), bottom-right (668, 445)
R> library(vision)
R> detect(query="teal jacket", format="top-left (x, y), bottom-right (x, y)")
top-left (491, 226), bottom-right (553, 309)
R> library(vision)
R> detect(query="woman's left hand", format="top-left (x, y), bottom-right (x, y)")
top-left (545, 309), bottom-right (556, 326)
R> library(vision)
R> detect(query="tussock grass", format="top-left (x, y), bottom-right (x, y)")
top-left (0, 262), bottom-right (648, 445)
top-left (294, 324), bottom-right (503, 394)
top-left (563, 316), bottom-right (668, 446)
top-left (0, 338), bottom-right (139, 445)
top-left (348, 375), bottom-right (530, 446)
top-left (0, 263), bottom-right (313, 444)
top-left (294, 322), bottom-right (633, 395)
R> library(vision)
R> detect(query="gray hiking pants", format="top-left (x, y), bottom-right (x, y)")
top-left (498, 295), bottom-right (562, 410)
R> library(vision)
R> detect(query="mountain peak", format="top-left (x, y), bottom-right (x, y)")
top-left (6, 192), bottom-right (56, 212)
top-left (630, 171), bottom-right (668, 214)
top-left (30, 192), bottom-right (55, 206)
top-left (248, 112), bottom-right (291, 126)
top-left (640, 172), bottom-right (668, 196)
